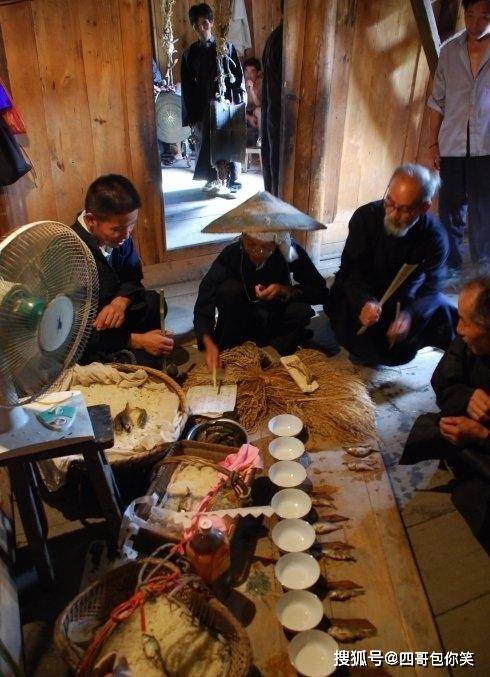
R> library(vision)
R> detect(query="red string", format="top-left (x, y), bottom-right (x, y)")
top-left (77, 572), bottom-right (179, 676)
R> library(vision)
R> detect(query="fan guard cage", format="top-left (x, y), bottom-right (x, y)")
top-left (0, 221), bottom-right (98, 407)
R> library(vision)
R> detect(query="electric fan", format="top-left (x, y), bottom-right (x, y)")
top-left (0, 221), bottom-right (99, 455)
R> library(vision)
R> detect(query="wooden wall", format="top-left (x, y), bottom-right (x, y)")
top-left (318, 0), bottom-right (432, 262)
top-left (245, 0), bottom-right (282, 62)
top-left (0, 0), bottom-right (164, 265)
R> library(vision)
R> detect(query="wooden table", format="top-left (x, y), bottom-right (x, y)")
top-left (0, 404), bottom-right (122, 587)
top-left (226, 432), bottom-right (447, 677)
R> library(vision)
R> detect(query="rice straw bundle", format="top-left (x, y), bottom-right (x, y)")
top-left (185, 343), bottom-right (376, 444)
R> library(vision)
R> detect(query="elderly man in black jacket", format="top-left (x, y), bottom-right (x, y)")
top-left (327, 163), bottom-right (457, 366)
top-left (193, 193), bottom-right (328, 371)
top-left (72, 174), bottom-right (173, 367)
top-left (401, 271), bottom-right (490, 548)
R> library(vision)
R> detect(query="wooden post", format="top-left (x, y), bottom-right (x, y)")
top-left (409, 0), bottom-right (441, 74)
top-left (279, 0), bottom-right (356, 261)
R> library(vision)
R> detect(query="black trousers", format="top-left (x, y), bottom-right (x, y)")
top-left (400, 413), bottom-right (490, 551)
top-left (81, 289), bottom-right (164, 369)
top-left (328, 293), bottom-right (457, 366)
top-left (214, 279), bottom-right (314, 355)
top-left (439, 155), bottom-right (490, 269)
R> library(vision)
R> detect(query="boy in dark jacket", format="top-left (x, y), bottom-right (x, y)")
top-left (72, 174), bottom-right (173, 367)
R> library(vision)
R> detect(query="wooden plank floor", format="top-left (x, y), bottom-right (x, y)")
top-left (235, 432), bottom-right (446, 677)
top-left (17, 278), bottom-right (490, 676)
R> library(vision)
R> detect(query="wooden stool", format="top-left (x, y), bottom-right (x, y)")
top-left (243, 147), bottom-right (262, 173)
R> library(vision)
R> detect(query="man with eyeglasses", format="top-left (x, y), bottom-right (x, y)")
top-left (326, 163), bottom-right (457, 366)
top-left (193, 193), bottom-right (328, 371)
top-left (72, 174), bottom-right (174, 368)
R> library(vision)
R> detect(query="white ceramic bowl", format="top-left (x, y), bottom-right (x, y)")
top-left (276, 590), bottom-right (323, 632)
top-left (271, 518), bottom-right (315, 553)
top-left (274, 552), bottom-right (320, 590)
top-left (271, 488), bottom-right (312, 519)
top-left (268, 436), bottom-right (305, 461)
top-left (288, 630), bottom-right (339, 677)
top-left (268, 461), bottom-right (307, 488)
top-left (268, 414), bottom-right (303, 437)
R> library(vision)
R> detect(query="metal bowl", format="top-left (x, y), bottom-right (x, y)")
top-left (185, 418), bottom-right (248, 447)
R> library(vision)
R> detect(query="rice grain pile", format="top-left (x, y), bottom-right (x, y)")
top-left (185, 343), bottom-right (376, 444)
top-left (98, 594), bottom-right (230, 677)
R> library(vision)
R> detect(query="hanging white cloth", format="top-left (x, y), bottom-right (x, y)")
top-left (227, 0), bottom-right (252, 56)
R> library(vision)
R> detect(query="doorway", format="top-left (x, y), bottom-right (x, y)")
top-left (150, 0), bottom-right (282, 251)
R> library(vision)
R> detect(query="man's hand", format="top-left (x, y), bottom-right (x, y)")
top-left (467, 388), bottom-right (490, 424)
top-left (387, 310), bottom-right (411, 346)
top-left (93, 297), bottom-right (131, 331)
top-left (439, 416), bottom-right (489, 447)
top-left (359, 301), bottom-right (382, 328)
top-left (255, 284), bottom-right (289, 302)
top-left (202, 334), bottom-right (221, 372)
top-left (130, 330), bottom-right (174, 357)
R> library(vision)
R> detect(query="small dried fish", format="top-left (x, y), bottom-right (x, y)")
top-left (132, 406), bottom-right (148, 428)
top-left (320, 514), bottom-right (349, 523)
top-left (312, 496), bottom-right (336, 509)
top-left (326, 580), bottom-right (365, 601)
top-left (314, 522), bottom-right (341, 535)
top-left (345, 458), bottom-right (378, 472)
top-left (328, 618), bottom-right (376, 642)
top-left (344, 445), bottom-right (377, 458)
top-left (114, 402), bottom-right (133, 433)
top-left (142, 633), bottom-right (167, 672)
top-left (321, 541), bottom-right (356, 561)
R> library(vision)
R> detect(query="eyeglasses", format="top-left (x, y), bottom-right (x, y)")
top-left (383, 194), bottom-right (420, 218)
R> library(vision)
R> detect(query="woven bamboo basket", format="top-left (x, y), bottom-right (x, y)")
top-left (75, 362), bottom-right (188, 469)
top-left (131, 440), bottom-right (255, 550)
top-left (55, 558), bottom-right (252, 676)
top-left (36, 364), bottom-right (189, 520)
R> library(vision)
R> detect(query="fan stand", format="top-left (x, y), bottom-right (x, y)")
top-left (0, 392), bottom-right (95, 461)
top-left (0, 405), bottom-right (28, 433)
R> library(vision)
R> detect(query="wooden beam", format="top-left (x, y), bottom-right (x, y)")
top-left (410, 0), bottom-right (441, 74)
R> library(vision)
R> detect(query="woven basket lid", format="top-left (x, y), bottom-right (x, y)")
top-left (201, 191), bottom-right (326, 233)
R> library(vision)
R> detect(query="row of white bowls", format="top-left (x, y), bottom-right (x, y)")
top-left (267, 415), bottom-right (338, 677)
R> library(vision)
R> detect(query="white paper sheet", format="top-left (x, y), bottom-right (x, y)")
top-left (185, 384), bottom-right (237, 416)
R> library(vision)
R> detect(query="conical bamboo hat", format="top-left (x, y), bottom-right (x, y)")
top-left (202, 191), bottom-right (326, 233)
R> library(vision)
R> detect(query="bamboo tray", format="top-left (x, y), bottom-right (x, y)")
top-left (133, 439), bottom-right (256, 549)
top-left (55, 558), bottom-right (252, 676)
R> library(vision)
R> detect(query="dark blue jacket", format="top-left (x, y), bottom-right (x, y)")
top-left (194, 239), bottom-right (328, 343)
top-left (72, 220), bottom-right (145, 312)
top-left (329, 201), bottom-right (449, 323)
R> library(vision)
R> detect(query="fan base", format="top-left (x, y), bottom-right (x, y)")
top-left (0, 406), bottom-right (28, 434)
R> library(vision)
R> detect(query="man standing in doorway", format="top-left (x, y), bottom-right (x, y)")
top-left (261, 3), bottom-right (283, 196)
top-left (427, 0), bottom-right (490, 272)
top-left (181, 3), bottom-right (245, 198)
